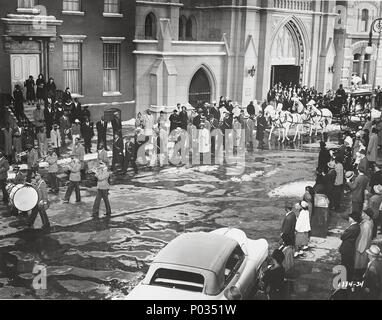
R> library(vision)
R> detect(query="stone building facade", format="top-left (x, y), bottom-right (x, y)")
top-left (333, 0), bottom-right (382, 90)
top-left (134, 0), bottom-right (338, 114)
top-left (2, 1), bottom-right (377, 120)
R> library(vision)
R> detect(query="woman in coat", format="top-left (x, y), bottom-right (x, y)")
top-left (295, 201), bottom-right (311, 257)
top-left (12, 126), bottom-right (23, 163)
top-left (46, 77), bottom-right (57, 101)
top-left (367, 128), bottom-right (378, 168)
top-left (36, 74), bottom-right (46, 104)
top-left (354, 209), bottom-right (374, 279)
top-left (24, 75), bottom-right (35, 105)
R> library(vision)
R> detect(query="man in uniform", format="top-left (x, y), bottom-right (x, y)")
top-left (46, 148), bottom-right (59, 194)
top-left (0, 151), bottom-right (9, 203)
top-left (63, 156), bottom-right (81, 203)
top-left (27, 172), bottom-right (50, 230)
top-left (26, 144), bottom-right (38, 183)
top-left (72, 138), bottom-right (86, 179)
top-left (97, 143), bottom-right (109, 167)
top-left (92, 161), bottom-right (111, 218)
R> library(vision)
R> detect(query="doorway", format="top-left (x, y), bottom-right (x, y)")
top-left (189, 68), bottom-right (211, 108)
top-left (270, 65), bottom-right (300, 88)
top-left (10, 54), bottom-right (40, 90)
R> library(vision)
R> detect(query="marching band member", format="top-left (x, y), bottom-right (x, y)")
top-left (26, 144), bottom-right (38, 183)
top-left (97, 143), bottom-right (109, 167)
top-left (92, 161), bottom-right (111, 218)
top-left (27, 172), bottom-right (50, 230)
top-left (63, 156), bottom-right (82, 203)
top-left (45, 148), bottom-right (59, 194)
top-left (0, 151), bottom-right (9, 203)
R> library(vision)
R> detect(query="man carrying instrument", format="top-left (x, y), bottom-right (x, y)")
top-left (46, 148), bottom-right (59, 194)
top-left (27, 172), bottom-right (50, 230)
top-left (92, 161), bottom-right (111, 218)
top-left (26, 144), bottom-right (38, 183)
top-left (63, 156), bottom-right (81, 203)
top-left (0, 151), bottom-right (9, 203)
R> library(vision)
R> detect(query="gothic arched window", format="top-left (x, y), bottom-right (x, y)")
top-left (145, 13), bottom-right (157, 39)
top-left (361, 9), bottom-right (369, 32)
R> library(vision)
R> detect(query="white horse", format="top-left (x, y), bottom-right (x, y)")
top-left (283, 111), bottom-right (305, 141)
top-left (306, 106), bottom-right (333, 136)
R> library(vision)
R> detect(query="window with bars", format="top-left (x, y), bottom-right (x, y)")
top-left (63, 43), bottom-right (82, 95)
top-left (18, 0), bottom-right (35, 8)
top-left (104, 0), bottom-right (120, 13)
top-left (63, 0), bottom-right (81, 11)
top-left (103, 43), bottom-right (120, 93)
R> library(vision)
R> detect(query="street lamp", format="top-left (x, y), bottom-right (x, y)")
top-left (365, 18), bottom-right (382, 88)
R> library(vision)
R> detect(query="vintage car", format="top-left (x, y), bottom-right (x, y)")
top-left (127, 228), bottom-right (269, 300)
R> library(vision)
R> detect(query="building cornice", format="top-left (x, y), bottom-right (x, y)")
top-left (60, 35), bottom-right (87, 43)
top-left (101, 36), bottom-right (126, 43)
top-left (136, 1), bottom-right (183, 8)
top-left (133, 50), bottom-right (226, 56)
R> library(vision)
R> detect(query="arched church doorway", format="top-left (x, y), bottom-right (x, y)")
top-left (270, 20), bottom-right (304, 88)
top-left (189, 68), bottom-right (211, 108)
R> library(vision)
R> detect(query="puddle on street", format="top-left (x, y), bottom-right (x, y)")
top-left (0, 132), bottom-right (337, 299)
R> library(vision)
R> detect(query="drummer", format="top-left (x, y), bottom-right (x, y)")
top-left (10, 165), bottom-right (27, 217)
top-left (27, 172), bottom-right (50, 230)
top-left (0, 150), bottom-right (9, 204)
top-left (12, 165), bottom-right (26, 185)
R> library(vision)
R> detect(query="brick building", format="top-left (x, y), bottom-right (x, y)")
top-left (0, 0), bottom-right (135, 121)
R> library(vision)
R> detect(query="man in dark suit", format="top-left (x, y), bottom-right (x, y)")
top-left (362, 245), bottom-right (382, 299)
top-left (280, 201), bottom-right (296, 246)
top-left (339, 213), bottom-right (361, 281)
top-left (96, 116), bottom-right (108, 150)
top-left (111, 135), bottom-right (124, 172)
top-left (44, 102), bottom-right (55, 139)
top-left (81, 117), bottom-right (94, 154)
top-left (123, 137), bottom-right (138, 175)
top-left (112, 112), bottom-right (122, 138)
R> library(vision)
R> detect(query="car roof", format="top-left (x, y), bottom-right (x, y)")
top-left (153, 232), bottom-right (238, 276)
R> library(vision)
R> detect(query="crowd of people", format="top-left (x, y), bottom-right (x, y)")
top-left (1, 79), bottom-right (382, 300)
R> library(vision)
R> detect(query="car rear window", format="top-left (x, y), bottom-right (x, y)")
top-left (150, 268), bottom-right (205, 293)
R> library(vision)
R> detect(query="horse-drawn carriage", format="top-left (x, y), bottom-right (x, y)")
top-left (329, 88), bottom-right (373, 131)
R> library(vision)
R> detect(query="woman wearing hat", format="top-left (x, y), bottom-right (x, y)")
top-left (354, 209), bottom-right (374, 279)
top-left (294, 201), bottom-right (311, 257)
top-left (362, 245), bottom-right (382, 299)
top-left (324, 161), bottom-right (337, 209)
top-left (339, 213), bottom-right (361, 281)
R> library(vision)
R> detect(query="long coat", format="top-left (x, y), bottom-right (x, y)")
top-left (339, 223), bottom-right (360, 258)
top-left (2, 128), bottom-right (13, 156)
top-left (50, 129), bottom-right (62, 148)
top-left (363, 259), bottom-right (382, 299)
top-left (281, 211), bottom-right (297, 245)
top-left (367, 133), bottom-right (378, 162)
top-left (354, 218), bottom-right (373, 270)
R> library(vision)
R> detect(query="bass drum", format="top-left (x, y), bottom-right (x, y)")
top-left (7, 184), bottom-right (39, 211)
